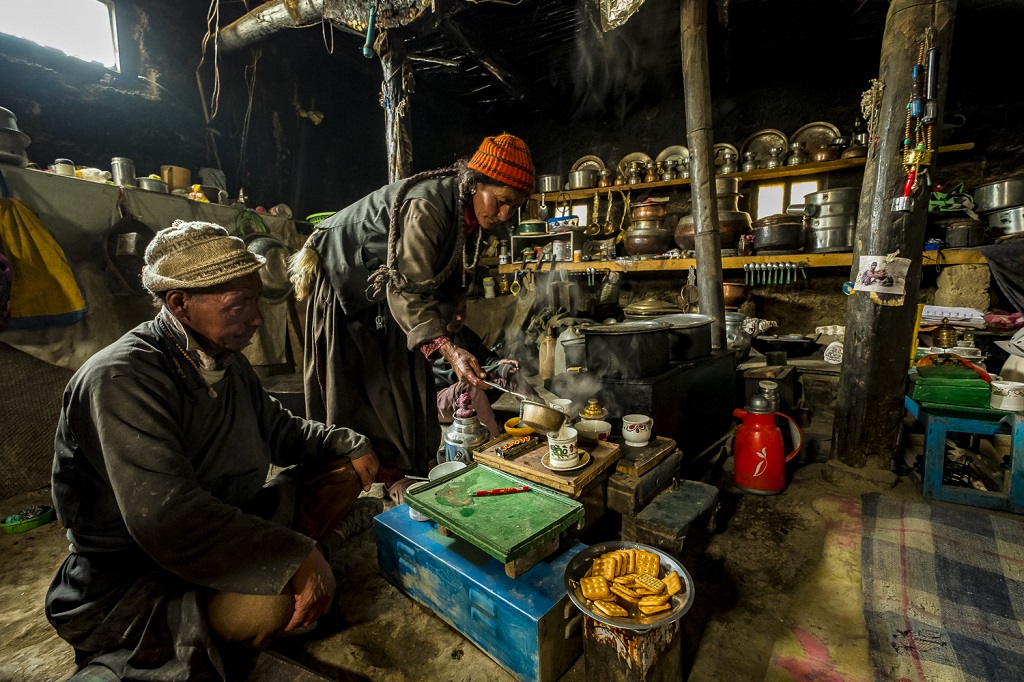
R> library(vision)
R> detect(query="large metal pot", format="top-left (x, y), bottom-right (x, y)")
top-left (567, 169), bottom-right (598, 190)
top-left (723, 282), bottom-right (750, 310)
top-left (802, 187), bottom-right (858, 205)
top-left (806, 219), bottom-right (855, 253)
top-left (987, 206), bottom-right (1024, 236)
top-left (675, 210), bottom-right (752, 251)
top-left (972, 178), bottom-right (1024, 213)
top-left (751, 221), bottom-right (804, 251)
top-left (244, 233), bottom-right (294, 303)
top-left (623, 226), bottom-right (674, 256)
top-left (803, 201), bottom-right (855, 217)
top-left (579, 321), bottom-right (671, 379)
top-left (536, 174), bottom-right (563, 194)
top-left (657, 313), bottom-right (713, 361)
top-left (632, 203), bottom-right (668, 221)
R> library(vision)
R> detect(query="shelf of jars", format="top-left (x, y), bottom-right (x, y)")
top-left (528, 143), bottom-right (975, 202)
top-left (496, 249), bottom-right (986, 275)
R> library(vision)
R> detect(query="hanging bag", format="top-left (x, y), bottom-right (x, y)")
top-left (0, 169), bottom-right (87, 328)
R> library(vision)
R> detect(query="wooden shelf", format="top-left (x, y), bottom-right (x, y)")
top-left (497, 249), bottom-right (986, 275)
top-left (532, 143), bottom-right (975, 202)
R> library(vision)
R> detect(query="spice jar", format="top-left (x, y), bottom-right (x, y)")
top-left (498, 274), bottom-right (510, 295)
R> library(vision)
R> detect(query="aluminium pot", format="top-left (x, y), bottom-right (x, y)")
top-left (802, 187), bottom-right (859, 205)
top-left (579, 321), bottom-right (671, 379)
top-left (986, 206), bottom-right (1024, 236)
top-left (656, 313), bottom-right (713, 361)
top-left (536, 174), bottom-right (563, 193)
top-left (567, 169), bottom-right (598, 189)
top-left (806, 223), bottom-right (855, 253)
top-left (136, 177), bottom-right (169, 193)
top-left (972, 178), bottom-right (1024, 213)
top-left (803, 201), bottom-right (856, 218)
top-left (943, 219), bottom-right (987, 247)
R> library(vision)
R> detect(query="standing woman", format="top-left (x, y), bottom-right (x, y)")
top-left (290, 133), bottom-right (534, 495)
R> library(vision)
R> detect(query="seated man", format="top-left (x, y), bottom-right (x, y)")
top-left (433, 296), bottom-right (540, 437)
top-left (45, 221), bottom-right (382, 681)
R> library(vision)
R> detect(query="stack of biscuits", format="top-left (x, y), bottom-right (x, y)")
top-left (578, 548), bottom-right (683, 620)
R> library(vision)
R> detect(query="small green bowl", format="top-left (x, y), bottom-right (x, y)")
top-left (1, 506), bottom-right (54, 534)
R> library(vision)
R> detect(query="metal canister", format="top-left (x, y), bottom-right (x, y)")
top-left (110, 157), bottom-right (136, 187)
top-left (552, 239), bottom-right (570, 262)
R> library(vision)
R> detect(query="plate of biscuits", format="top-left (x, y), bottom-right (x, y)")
top-left (564, 540), bottom-right (695, 631)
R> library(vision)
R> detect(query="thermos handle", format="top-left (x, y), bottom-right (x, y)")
top-left (775, 412), bottom-right (803, 462)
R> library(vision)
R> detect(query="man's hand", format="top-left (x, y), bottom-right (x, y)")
top-left (285, 546), bottom-right (336, 632)
top-left (439, 342), bottom-right (488, 389)
top-left (350, 450), bottom-right (380, 491)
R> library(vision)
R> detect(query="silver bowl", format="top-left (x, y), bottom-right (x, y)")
top-left (564, 540), bottom-right (695, 632)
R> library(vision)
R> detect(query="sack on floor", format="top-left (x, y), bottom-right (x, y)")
top-left (0, 170), bottom-right (86, 329)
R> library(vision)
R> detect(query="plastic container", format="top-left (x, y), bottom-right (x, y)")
top-left (305, 212), bottom-right (334, 227)
top-left (1, 505), bottom-right (54, 534)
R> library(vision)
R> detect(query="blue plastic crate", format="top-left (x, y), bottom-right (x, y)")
top-left (375, 505), bottom-right (587, 682)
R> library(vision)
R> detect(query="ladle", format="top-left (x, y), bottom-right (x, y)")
top-left (481, 379), bottom-right (530, 402)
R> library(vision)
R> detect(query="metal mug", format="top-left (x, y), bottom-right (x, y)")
top-left (111, 157), bottom-right (136, 187)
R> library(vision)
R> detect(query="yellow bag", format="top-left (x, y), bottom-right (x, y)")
top-left (0, 171), bottom-right (86, 328)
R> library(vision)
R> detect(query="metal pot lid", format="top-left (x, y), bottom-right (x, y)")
top-left (657, 313), bottom-right (715, 328)
top-left (623, 299), bottom-right (681, 315)
top-left (579, 320), bottom-right (671, 334)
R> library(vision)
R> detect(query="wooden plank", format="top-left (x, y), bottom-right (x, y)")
top-left (614, 436), bottom-right (678, 476)
top-left (497, 249), bottom-right (984, 275)
top-left (504, 535), bottom-right (561, 579)
top-left (472, 436), bottom-right (622, 497)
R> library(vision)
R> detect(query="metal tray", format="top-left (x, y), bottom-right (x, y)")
top-left (790, 121), bottom-right (841, 154)
top-left (564, 540), bottom-right (695, 632)
top-left (616, 152), bottom-right (654, 180)
top-left (571, 155), bottom-right (607, 172)
top-left (655, 144), bottom-right (690, 166)
top-left (740, 129), bottom-right (788, 165)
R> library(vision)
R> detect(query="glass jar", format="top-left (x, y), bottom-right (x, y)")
top-left (498, 274), bottom-right (510, 295)
top-left (483, 277), bottom-right (496, 298)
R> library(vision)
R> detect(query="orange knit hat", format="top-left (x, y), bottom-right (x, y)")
top-left (467, 133), bottom-right (535, 195)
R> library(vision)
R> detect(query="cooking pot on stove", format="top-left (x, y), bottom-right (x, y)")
top-left (579, 321), bottom-right (671, 379)
top-left (656, 313), bottom-right (713, 361)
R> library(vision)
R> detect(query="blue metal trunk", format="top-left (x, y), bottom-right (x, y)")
top-left (375, 505), bottom-right (587, 681)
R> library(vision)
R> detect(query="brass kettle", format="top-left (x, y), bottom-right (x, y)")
top-left (932, 317), bottom-right (959, 349)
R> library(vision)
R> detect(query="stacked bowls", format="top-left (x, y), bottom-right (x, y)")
top-left (972, 178), bottom-right (1024, 238)
top-left (800, 187), bottom-right (858, 253)
top-left (0, 107), bottom-right (30, 167)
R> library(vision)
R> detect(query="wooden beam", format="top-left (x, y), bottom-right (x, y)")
top-left (681, 0), bottom-right (725, 348)
top-left (378, 31), bottom-right (413, 182)
top-left (832, 0), bottom-right (958, 469)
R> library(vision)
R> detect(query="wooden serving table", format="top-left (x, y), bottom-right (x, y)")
top-left (472, 434), bottom-right (622, 529)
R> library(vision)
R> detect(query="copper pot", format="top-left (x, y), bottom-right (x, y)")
top-left (632, 203), bottom-right (668, 221)
top-left (811, 146), bottom-right (838, 163)
top-left (723, 282), bottom-right (750, 310)
top-left (624, 227), bottom-right (674, 256)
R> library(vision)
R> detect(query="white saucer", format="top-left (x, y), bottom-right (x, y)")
top-left (542, 450), bottom-right (591, 473)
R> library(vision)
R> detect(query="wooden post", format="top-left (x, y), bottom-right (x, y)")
top-left (680, 0), bottom-right (725, 348)
top-left (377, 31), bottom-right (413, 182)
top-left (832, 0), bottom-right (957, 468)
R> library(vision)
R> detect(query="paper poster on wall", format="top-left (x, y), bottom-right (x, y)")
top-left (853, 255), bottom-right (911, 295)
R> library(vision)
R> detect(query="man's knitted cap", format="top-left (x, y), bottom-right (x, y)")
top-left (142, 220), bottom-right (265, 294)
top-left (467, 133), bottom-right (535, 195)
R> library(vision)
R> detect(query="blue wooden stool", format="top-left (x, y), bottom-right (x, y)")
top-left (904, 396), bottom-right (1024, 512)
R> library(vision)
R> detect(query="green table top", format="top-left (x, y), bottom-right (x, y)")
top-left (405, 463), bottom-right (585, 563)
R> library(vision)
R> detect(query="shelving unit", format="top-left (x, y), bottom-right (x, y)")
top-left (496, 249), bottom-right (986, 275)
top-left (530, 143), bottom-right (975, 202)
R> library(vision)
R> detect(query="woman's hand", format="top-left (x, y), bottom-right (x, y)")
top-left (439, 341), bottom-right (488, 389)
top-left (285, 546), bottom-right (336, 632)
top-left (350, 450), bottom-right (380, 491)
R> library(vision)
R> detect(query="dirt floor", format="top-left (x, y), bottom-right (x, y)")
top-left (0, 457), bottom-right (928, 682)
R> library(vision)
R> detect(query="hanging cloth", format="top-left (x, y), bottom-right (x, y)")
top-left (0, 169), bottom-right (87, 328)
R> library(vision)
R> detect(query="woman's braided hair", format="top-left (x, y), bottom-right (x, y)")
top-left (367, 159), bottom-right (489, 299)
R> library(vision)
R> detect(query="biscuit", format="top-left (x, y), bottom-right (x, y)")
top-left (639, 603), bottom-right (671, 615)
top-left (580, 576), bottom-right (611, 600)
top-left (639, 593), bottom-right (672, 606)
top-left (593, 600), bottom-right (629, 617)
top-left (663, 571), bottom-right (682, 596)
top-left (609, 584), bottom-right (641, 603)
top-left (635, 573), bottom-right (666, 593)
top-left (634, 551), bottom-right (661, 577)
top-left (612, 574), bottom-right (636, 585)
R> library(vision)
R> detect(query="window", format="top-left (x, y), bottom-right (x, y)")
top-left (753, 179), bottom-right (821, 219)
top-left (1, 0), bottom-right (118, 70)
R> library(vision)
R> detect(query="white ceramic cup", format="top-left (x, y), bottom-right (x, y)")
top-left (622, 414), bottom-right (654, 447)
top-left (549, 398), bottom-right (574, 416)
top-left (548, 427), bottom-right (579, 468)
top-left (990, 381), bottom-right (1024, 412)
top-left (406, 481), bottom-right (431, 521)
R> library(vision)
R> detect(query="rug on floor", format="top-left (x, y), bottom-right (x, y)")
top-left (861, 492), bottom-right (1024, 681)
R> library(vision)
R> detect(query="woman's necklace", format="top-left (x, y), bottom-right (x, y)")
top-left (158, 319), bottom-right (218, 398)
top-left (462, 227), bottom-right (483, 287)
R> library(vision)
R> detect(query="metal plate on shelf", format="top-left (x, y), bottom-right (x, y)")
top-left (790, 121), bottom-right (841, 154)
top-left (616, 152), bottom-right (654, 179)
top-left (740, 129), bottom-right (788, 165)
top-left (655, 145), bottom-right (690, 166)
top-left (571, 155), bottom-right (607, 172)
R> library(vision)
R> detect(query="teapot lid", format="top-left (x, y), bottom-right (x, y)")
top-left (580, 398), bottom-right (608, 419)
